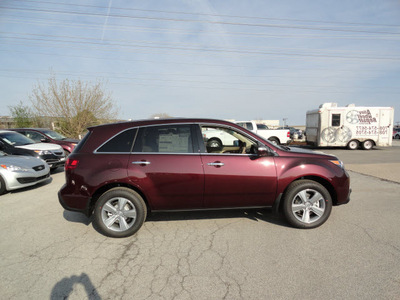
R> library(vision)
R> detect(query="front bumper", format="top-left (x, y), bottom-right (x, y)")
top-left (339, 188), bottom-right (352, 205)
top-left (45, 157), bottom-right (66, 169)
top-left (6, 171), bottom-right (50, 191)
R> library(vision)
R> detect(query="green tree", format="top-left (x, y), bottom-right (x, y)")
top-left (9, 101), bottom-right (33, 128)
top-left (30, 76), bottom-right (119, 138)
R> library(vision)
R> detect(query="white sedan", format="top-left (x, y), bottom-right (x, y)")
top-left (0, 151), bottom-right (50, 195)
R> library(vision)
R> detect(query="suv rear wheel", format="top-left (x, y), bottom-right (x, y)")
top-left (282, 180), bottom-right (332, 229)
top-left (94, 188), bottom-right (147, 238)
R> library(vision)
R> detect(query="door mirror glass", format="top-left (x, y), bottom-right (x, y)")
top-left (257, 146), bottom-right (269, 157)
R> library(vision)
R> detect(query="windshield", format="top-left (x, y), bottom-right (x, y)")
top-left (0, 132), bottom-right (35, 146)
top-left (41, 129), bottom-right (66, 140)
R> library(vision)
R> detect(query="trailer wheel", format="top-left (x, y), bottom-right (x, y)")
top-left (361, 140), bottom-right (374, 150)
top-left (347, 140), bottom-right (359, 150)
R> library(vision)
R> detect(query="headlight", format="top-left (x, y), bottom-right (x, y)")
top-left (330, 160), bottom-right (344, 169)
top-left (0, 164), bottom-right (29, 172)
top-left (34, 150), bottom-right (52, 155)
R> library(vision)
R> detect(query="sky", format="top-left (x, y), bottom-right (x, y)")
top-left (0, 0), bottom-right (400, 126)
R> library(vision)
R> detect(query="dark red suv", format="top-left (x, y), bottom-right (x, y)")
top-left (59, 118), bottom-right (350, 238)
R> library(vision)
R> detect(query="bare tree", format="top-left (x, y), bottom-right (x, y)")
top-left (30, 76), bottom-right (119, 138)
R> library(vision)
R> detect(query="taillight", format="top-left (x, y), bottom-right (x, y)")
top-left (287, 131), bottom-right (290, 138)
top-left (65, 158), bottom-right (79, 171)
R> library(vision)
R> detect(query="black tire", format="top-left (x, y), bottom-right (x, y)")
top-left (207, 138), bottom-right (222, 149)
top-left (347, 140), bottom-right (359, 150)
top-left (94, 187), bottom-right (147, 238)
top-left (0, 175), bottom-right (6, 195)
top-left (282, 180), bottom-right (332, 229)
top-left (361, 140), bottom-right (374, 150)
top-left (395, 134), bottom-right (400, 140)
top-left (206, 138), bottom-right (223, 153)
top-left (268, 137), bottom-right (280, 145)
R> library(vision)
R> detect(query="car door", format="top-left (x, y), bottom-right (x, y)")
top-left (128, 124), bottom-right (204, 210)
top-left (199, 125), bottom-right (278, 208)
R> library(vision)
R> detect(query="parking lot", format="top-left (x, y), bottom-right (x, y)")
top-left (1, 141), bottom-right (399, 299)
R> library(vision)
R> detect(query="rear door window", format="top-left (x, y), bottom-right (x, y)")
top-left (133, 125), bottom-right (194, 153)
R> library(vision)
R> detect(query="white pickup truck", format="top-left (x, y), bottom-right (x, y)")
top-left (235, 121), bottom-right (291, 145)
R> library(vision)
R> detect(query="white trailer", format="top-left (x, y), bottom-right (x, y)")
top-left (306, 103), bottom-right (394, 150)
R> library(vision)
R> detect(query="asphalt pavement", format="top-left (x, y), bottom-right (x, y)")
top-left (0, 141), bottom-right (399, 299)
top-left (316, 139), bottom-right (400, 183)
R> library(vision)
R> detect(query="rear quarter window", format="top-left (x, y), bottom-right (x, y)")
top-left (96, 128), bottom-right (137, 153)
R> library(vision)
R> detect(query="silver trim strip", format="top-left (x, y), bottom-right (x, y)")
top-left (207, 162), bottom-right (224, 166)
top-left (132, 161), bottom-right (151, 165)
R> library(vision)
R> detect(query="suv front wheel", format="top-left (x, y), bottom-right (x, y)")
top-left (282, 180), bottom-right (332, 229)
top-left (94, 188), bottom-right (147, 238)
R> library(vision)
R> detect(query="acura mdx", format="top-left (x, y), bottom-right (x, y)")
top-left (59, 118), bottom-right (350, 238)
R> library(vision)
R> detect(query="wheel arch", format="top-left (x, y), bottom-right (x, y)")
top-left (88, 182), bottom-right (150, 216)
top-left (276, 176), bottom-right (338, 213)
top-left (268, 136), bottom-right (281, 144)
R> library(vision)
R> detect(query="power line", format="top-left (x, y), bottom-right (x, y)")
top-left (1, 5), bottom-right (400, 35)
top-left (1, 30), bottom-right (395, 56)
top-left (1, 48), bottom-right (394, 73)
top-left (1, 34), bottom-right (399, 61)
top-left (13, 0), bottom-right (400, 28)
top-left (1, 68), bottom-right (397, 87)
top-left (3, 15), bottom-right (400, 42)
top-left (2, 73), bottom-right (399, 95)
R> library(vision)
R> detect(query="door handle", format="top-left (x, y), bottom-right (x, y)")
top-left (207, 162), bottom-right (224, 167)
top-left (131, 161), bottom-right (151, 165)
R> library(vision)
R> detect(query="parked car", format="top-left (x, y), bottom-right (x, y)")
top-left (0, 151), bottom-right (50, 195)
top-left (277, 126), bottom-right (303, 140)
top-left (393, 129), bottom-right (400, 139)
top-left (0, 130), bottom-right (66, 170)
top-left (59, 118), bottom-right (351, 238)
top-left (10, 128), bottom-right (79, 155)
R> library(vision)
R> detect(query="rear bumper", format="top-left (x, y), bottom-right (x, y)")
top-left (58, 184), bottom-right (91, 216)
